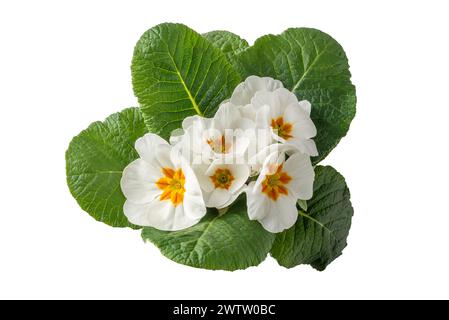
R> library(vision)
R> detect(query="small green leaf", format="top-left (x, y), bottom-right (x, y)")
top-left (271, 166), bottom-right (353, 270)
top-left (237, 28), bottom-right (356, 164)
top-left (203, 30), bottom-right (249, 73)
top-left (132, 23), bottom-right (241, 140)
top-left (141, 196), bottom-right (276, 271)
top-left (297, 199), bottom-right (308, 211)
top-left (66, 107), bottom-right (147, 228)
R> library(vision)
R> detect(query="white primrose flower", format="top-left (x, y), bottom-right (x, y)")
top-left (120, 133), bottom-right (206, 231)
top-left (246, 150), bottom-right (315, 233)
top-left (250, 87), bottom-right (318, 156)
top-left (193, 160), bottom-right (250, 209)
top-left (176, 102), bottom-right (254, 164)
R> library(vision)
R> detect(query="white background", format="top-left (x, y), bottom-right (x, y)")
top-left (1, 0), bottom-right (448, 299)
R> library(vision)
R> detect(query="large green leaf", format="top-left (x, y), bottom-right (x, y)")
top-left (237, 28), bottom-right (356, 164)
top-left (271, 166), bottom-right (353, 271)
top-left (141, 195), bottom-right (276, 271)
top-left (66, 107), bottom-right (147, 228)
top-left (132, 23), bottom-right (241, 139)
top-left (203, 30), bottom-right (249, 73)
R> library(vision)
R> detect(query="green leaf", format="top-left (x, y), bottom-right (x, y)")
top-left (297, 199), bottom-right (308, 211)
top-left (237, 28), bottom-right (356, 164)
top-left (66, 107), bottom-right (147, 228)
top-left (141, 195), bottom-right (276, 271)
top-left (203, 30), bottom-right (249, 72)
top-left (132, 23), bottom-right (241, 140)
top-left (271, 166), bottom-right (353, 271)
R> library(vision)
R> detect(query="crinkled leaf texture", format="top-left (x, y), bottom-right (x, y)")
top-left (236, 28), bottom-right (356, 164)
top-left (271, 166), bottom-right (354, 271)
top-left (203, 30), bottom-right (249, 73)
top-left (132, 23), bottom-right (241, 140)
top-left (141, 196), bottom-right (276, 271)
top-left (66, 107), bottom-right (147, 228)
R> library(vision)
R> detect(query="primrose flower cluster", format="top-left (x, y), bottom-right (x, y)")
top-left (120, 76), bottom-right (318, 233)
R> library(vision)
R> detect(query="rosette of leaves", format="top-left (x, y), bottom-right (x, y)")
top-left (66, 23), bottom-right (356, 271)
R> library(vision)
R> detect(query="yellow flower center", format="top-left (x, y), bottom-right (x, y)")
top-left (207, 135), bottom-right (230, 153)
top-left (271, 117), bottom-right (293, 140)
top-left (156, 168), bottom-right (185, 206)
top-left (261, 164), bottom-right (292, 201)
top-left (210, 168), bottom-right (235, 190)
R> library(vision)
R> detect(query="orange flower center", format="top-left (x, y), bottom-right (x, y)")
top-left (271, 117), bottom-right (293, 140)
top-left (207, 135), bottom-right (230, 153)
top-left (210, 168), bottom-right (234, 190)
top-left (155, 168), bottom-right (185, 206)
top-left (261, 164), bottom-right (292, 201)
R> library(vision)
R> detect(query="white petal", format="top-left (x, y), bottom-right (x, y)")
top-left (120, 159), bottom-right (162, 204)
top-left (252, 88), bottom-right (296, 117)
top-left (271, 129), bottom-right (286, 144)
top-left (182, 116), bottom-right (215, 158)
top-left (230, 82), bottom-right (252, 106)
top-left (230, 76), bottom-right (284, 106)
top-left (213, 102), bottom-right (242, 129)
top-left (234, 125), bottom-right (256, 155)
top-left (204, 160), bottom-right (221, 176)
top-left (192, 163), bottom-right (215, 193)
top-left (169, 147), bottom-right (185, 168)
top-left (283, 102), bottom-right (311, 125)
top-left (246, 129), bottom-right (272, 174)
top-left (182, 115), bottom-right (211, 131)
top-left (255, 104), bottom-right (272, 129)
top-left (183, 124), bottom-right (210, 157)
top-left (298, 100), bottom-right (312, 115)
top-left (204, 188), bottom-right (231, 208)
top-left (124, 200), bottom-right (201, 231)
top-left (274, 88), bottom-right (298, 107)
top-left (283, 152), bottom-right (315, 200)
top-left (262, 77), bottom-right (284, 91)
top-left (183, 192), bottom-right (207, 220)
top-left (135, 133), bottom-right (168, 164)
top-left (291, 116), bottom-right (317, 139)
top-left (304, 139), bottom-right (319, 157)
top-left (291, 138), bottom-right (319, 157)
top-left (181, 159), bottom-right (207, 219)
top-left (217, 184), bottom-right (246, 209)
top-left (229, 164), bottom-right (250, 193)
top-left (251, 91), bottom-right (281, 116)
top-left (240, 104), bottom-right (256, 121)
top-left (174, 135), bottom-right (196, 163)
top-left (155, 144), bottom-right (174, 168)
top-left (169, 128), bottom-right (184, 146)
top-left (124, 200), bottom-right (167, 227)
top-left (173, 204), bottom-right (202, 229)
top-left (255, 128), bottom-right (275, 154)
top-left (233, 117), bottom-right (255, 131)
top-left (229, 136), bottom-right (250, 158)
top-left (181, 115), bottom-right (198, 130)
top-left (259, 196), bottom-right (298, 233)
top-left (246, 181), bottom-right (269, 220)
